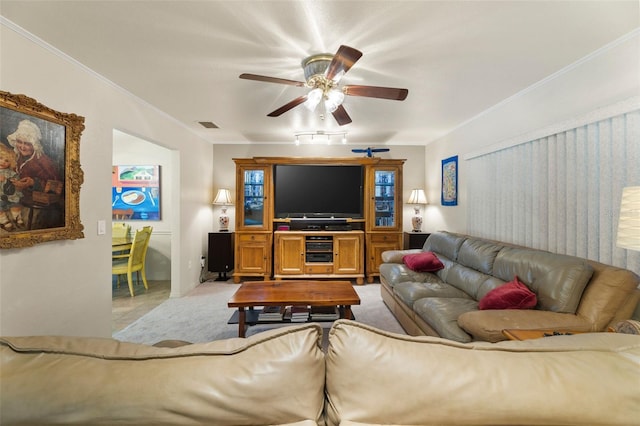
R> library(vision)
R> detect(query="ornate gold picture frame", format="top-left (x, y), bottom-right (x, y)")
top-left (0, 91), bottom-right (84, 248)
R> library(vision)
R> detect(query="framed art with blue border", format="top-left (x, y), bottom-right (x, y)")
top-left (441, 155), bottom-right (458, 206)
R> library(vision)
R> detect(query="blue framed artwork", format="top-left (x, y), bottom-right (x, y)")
top-left (112, 165), bottom-right (160, 220)
top-left (441, 155), bottom-right (458, 206)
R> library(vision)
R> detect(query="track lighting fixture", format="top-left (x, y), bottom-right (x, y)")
top-left (293, 131), bottom-right (348, 145)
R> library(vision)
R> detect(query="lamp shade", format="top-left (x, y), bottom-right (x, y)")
top-left (407, 189), bottom-right (428, 205)
top-left (213, 189), bottom-right (233, 205)
top-left (617, 186), bottom-right (640, 251)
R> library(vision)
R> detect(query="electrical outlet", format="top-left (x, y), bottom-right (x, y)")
top-left (200, 256), bottom-right (206, 268)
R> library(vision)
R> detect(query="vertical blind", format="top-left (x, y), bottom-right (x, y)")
top-left (467, 108), bottom-right (640, 275)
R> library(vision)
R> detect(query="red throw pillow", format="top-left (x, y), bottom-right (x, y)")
top-left (479, 276), bottom-right (537, 310)
top-left (402, 251), bottom-right (444, 272)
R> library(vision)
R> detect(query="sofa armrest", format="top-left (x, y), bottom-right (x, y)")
top-left (457, 310), bottom-right (592, 342)
top-left (381, 249), bottom-right (422, 264)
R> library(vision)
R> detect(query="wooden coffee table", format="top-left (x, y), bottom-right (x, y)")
top-left (228, 280), bottom-right (360, 337)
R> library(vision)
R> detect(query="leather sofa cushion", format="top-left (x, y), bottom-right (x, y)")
top-left (456, 236), bottom-right (503, 274)
top-left (444, 263), bottom-right (504, 300)
top-left (458, 309), bottom-right (593, 342)
top-left (413, 297), bottom-right (477, 343)
top-left (380, 249), bottom-right (421, 264)
top-left (393, 280), bottom-right (470, 307)
top-left (423, 231), bottom-right (465, 261)
top-left (493, 247), bottom-right (593, 313)
top-left (379, 263), bottom-right (435, 288)
top-left (325, 320), bottom-right (640, 426)
top-left (0, 324), bottom-right (325, 425)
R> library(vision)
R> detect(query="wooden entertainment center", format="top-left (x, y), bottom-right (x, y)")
top-left (233, 157), bottom-right (405, 284)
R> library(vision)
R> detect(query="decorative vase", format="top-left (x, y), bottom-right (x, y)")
top-left (411, 206), bottom-right (422, 232)
top-left (411, 215), bottom-right (422, 232)
top-left (219, 206), bottom-right (229, 232)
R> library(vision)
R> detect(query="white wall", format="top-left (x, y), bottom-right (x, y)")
top-left (423, 30), bottom-right (640, 238)
top-left (0, 23), bottom-right (214, 337)
top-left (210, 144), bottom-right (426, 233)
top-left (113, 130), bottom-right (172, 280)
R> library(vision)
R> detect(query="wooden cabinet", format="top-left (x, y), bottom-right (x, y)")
top-left (233, 157), bottom-right (404, 284)
top-left (233, 232), bottom-right (272, 283)
top-left (366, 232), bottom-right (403, 283)
top-left (273, 231), bottom-right (364, 284)
top-left (274, 233), bottom-right (305, 275)
top-left (366, 165), bottom-right (402, 232)
top-left (404, 232), bottom-right (431, 249)
top-left (365, 165), bottom-right (402, 282)
top-left (334, 233), bottom-right (363, 275)
top-left (233, 162), bottom-right (273, 282)
top-left (235, 163), bottom-right (271, 232)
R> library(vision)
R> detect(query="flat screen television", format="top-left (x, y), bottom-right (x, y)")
top-left (273, 165), bottom-right (364, 219)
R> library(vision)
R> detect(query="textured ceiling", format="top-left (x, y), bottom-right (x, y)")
top-left (2, 1), bottom-right (638, 145)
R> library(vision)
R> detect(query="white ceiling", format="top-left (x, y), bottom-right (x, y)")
top-left (1, 1), bottom-right (638, 145)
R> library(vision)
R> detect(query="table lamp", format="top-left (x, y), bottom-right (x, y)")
top-left (407, 189), bottom-right (428, 232)
top-left (213, 188), bottom-right (233, 231)
top-left (617, 186), bottom-right (640, 251)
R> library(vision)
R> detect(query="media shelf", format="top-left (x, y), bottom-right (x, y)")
top-left (273, 230), bottom-right (364, 284)
top-left (305, 235), bottom-right (333, 263)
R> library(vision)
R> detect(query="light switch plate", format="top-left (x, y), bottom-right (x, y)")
top-left (97, 220), bottom-right (106, 235)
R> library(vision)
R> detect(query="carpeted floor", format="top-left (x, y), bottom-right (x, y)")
top-left (113, 281), bottom-right (406, 345)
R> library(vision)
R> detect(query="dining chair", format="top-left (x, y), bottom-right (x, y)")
top-left (112, 222), bottom-right (130, 239)
top-left (112, 208), bottom-right (134, 220)
top-left (112, 226), bottom-right (153, 297)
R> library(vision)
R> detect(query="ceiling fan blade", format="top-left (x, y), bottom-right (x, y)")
top-left (267, 95), bottom-right (308, 117)
top-left (332, 105), bottom-right (352, 126)
top-left (239, 73), bottom-right (306, 87)
top-left (325, 45), bottom-right (363, 82)
top-left (343, 85), bottom-right (408, 101)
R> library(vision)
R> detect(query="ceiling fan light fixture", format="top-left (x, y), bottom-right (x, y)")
top-left (304, 88), bottom-right (323, 111)
top-left (324, 89), bottom-right (345, 113)
top-left (301, 53), bottom-right (333, 81)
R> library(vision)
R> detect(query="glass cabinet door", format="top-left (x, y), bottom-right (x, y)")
top-left (372, 169), bottom-right (397, 229)
top-left (242, 168), bottom-right (266, 228)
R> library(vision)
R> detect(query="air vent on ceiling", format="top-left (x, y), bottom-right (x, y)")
top-left (198, 121), bottom-right (219, 129)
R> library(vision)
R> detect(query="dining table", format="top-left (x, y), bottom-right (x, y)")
top-left (112, 236), bottom-right (132, 253)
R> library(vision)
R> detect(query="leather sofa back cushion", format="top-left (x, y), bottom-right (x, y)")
top-left (423, 231), bottom-right (465, 261)
top-left (456, 236), bottom-right (503, 275)
top-left (0, 324), bottom-right (325, 426)
top-left (325, 320), bottom-right (640, 426)
top-left (493, 247), bottom-right (593, 313)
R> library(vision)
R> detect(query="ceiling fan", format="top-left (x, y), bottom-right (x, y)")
top-left (239, 45), bottom-right (408, 126)
top-left (352, 147), bottom-right (390, 158)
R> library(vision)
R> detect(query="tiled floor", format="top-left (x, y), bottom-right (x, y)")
top-left (112, 279), bottom-right (171, 333)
